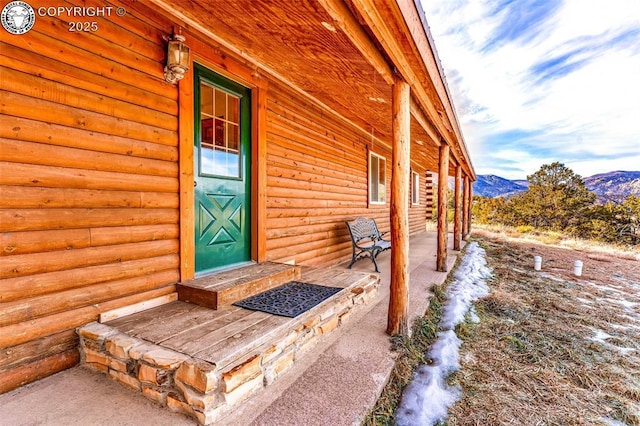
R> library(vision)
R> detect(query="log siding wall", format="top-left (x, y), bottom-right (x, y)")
top-left (0, 5), bottom-right (179, 392)
top-left (265, 83), bottom-right (430, 267)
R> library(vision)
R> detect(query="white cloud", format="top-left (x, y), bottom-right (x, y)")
top-left (422, 0), bottom-right (640, 180)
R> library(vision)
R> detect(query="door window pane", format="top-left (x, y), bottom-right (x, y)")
top-left (200, 82), bottom-right (242, 178)
top-left (227, 123), bottom-right (239, 151)
top-left (214, 118), bottom-right (225, 147)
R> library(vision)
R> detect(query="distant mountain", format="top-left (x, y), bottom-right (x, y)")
top-left (584, 171), bottom-right (640, 203)
top-left (511, 180), bottom-right (529, 189)
top-left (472, 175), bottom-right (528, 198)
top-left (473, 171), bottom-right (640, 201)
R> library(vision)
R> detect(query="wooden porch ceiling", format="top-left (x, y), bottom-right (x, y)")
top-left (155, 0), bottom-right (448, 173)
top-left (349, 0), bottom-right (474, 176)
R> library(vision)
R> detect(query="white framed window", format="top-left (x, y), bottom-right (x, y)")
top-left (411, 171), bottom-right (420, 205)
top-left (369, 151), bottom-right (386, 204)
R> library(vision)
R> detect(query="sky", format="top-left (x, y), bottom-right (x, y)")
top-left (420, 0), bottom-right (640, 180)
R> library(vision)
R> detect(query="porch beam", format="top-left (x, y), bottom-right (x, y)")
top-left (387, 77), bottom-right (411, 336)
top-left (349, 0), bottom-right (465, 171)
top-left (316, 0), bottom-right (394, 85)
top-left (410, 97), bottom-right (440, 146)
top-left (453, 164), bottom-right (462, 251)
top-left (436, 143), bottom-right (450, 272)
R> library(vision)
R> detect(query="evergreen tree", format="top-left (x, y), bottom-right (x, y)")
top-left (472, 162), bottom-right (637, 246)
top-left (615, 195), bottom-right (640, 244)
top-left (506, 162), bottom-right (595, 230)
top-left (472, 195), bottom-right (506, 224)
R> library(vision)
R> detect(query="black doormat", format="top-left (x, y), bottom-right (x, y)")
top-left (233, 281), bottom-right (342, 318)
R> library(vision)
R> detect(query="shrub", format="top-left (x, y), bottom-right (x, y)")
top-left (515, 225), bottom-right (534, 234)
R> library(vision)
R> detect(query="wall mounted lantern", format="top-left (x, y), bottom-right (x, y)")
top-left (164, 33), bottom-right (190, 84)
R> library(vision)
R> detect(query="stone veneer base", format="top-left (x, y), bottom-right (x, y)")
top-left (77, 277), bottom-right (379, 425)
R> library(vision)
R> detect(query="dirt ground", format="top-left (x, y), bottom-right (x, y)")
top-left (447, 230), bottom-right (640, 425)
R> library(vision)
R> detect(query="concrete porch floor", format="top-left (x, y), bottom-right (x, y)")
top-left (0, 231), bottom-right (463, 426)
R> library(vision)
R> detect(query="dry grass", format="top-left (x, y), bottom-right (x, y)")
top-left (474, 223), bottom-right (640, 261)
top-left (447, 233), bottom-right (640, 425)
top-left (363, 229), bottom-right (639, 426)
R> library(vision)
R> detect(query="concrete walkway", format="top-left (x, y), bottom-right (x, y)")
top-left (1, 232), bottom-right (462, 426)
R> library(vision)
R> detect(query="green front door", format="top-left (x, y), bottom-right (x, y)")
top-left (194, 64), bottom-right (251, 274)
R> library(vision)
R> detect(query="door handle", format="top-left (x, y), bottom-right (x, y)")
top-left (194, 181), bottom-right (197, 187)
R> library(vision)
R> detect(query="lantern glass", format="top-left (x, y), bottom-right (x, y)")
top-left (164, 34), bottom-right (190, 83)
top-left (168, 40), bottom-right (189, 73)
top-left (177, 43), bottom-right (190, 72)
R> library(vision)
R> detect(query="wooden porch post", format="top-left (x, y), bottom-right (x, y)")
top-left (462, 175), bottom-right (469, 240)
top-left (387, 77), bottom-right (410, 336)
top-left (453, 165), bottom-right (462, 251)
top-left (436, 144), bottom-right (450, 272)
top-left (467, 181), bottom-right (473, 236)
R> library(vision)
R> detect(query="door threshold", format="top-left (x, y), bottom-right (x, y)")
top-left (194, 260), bottom-right (255, 279)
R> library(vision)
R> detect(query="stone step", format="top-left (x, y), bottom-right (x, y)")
top-left (79, 266), bottom-right (381, 425)
top-left (177, 262), bottom-right (302, 310)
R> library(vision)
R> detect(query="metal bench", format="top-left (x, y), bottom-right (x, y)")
top-left (345, 217), bottom-right (391, 273)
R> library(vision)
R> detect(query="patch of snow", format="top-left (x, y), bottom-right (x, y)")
top-left (597, 297), bottom-right (638, 311)
top-left (590, 329), bottom-right (614, 343)
top-left (612, 275), bottom-right (640, 289)
top-left (606, 284), bottom-right (625, 291)
top-left (582, 280), bottom-right (638, 298)
top-left (576, 297), bottom-right (593, 305)
top-left (440, 244), bottom-right (491, 330)
top-left (461, 352), bottom-right (475, 364)
top-left (616, 347), bottom-right (637, 355)
top-left (609, 323), bottom-right (634, 331)
top-left (468, 307), bottom-right (480, 324)
top-left (395, 365), bottom-right (461, 426)
top-left (601, 417), bottom-right (630, 426)
top-left (428, 330), bottom-right (463, 374)
top-left (620, 314), bottom-right (640, 324)
top-left (395, 242), bottom-right (492, 426)
top-left (539, 272), bottom-right (566, 283)
top-left (589, 329), bottom-right (637, 355)
top-left (598, 284), bottom-right (626, 294)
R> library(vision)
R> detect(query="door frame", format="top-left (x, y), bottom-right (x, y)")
top-left (193, 64), bottom-right (252, 274)
top-left (178, 46), bottom-right (268, 282)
